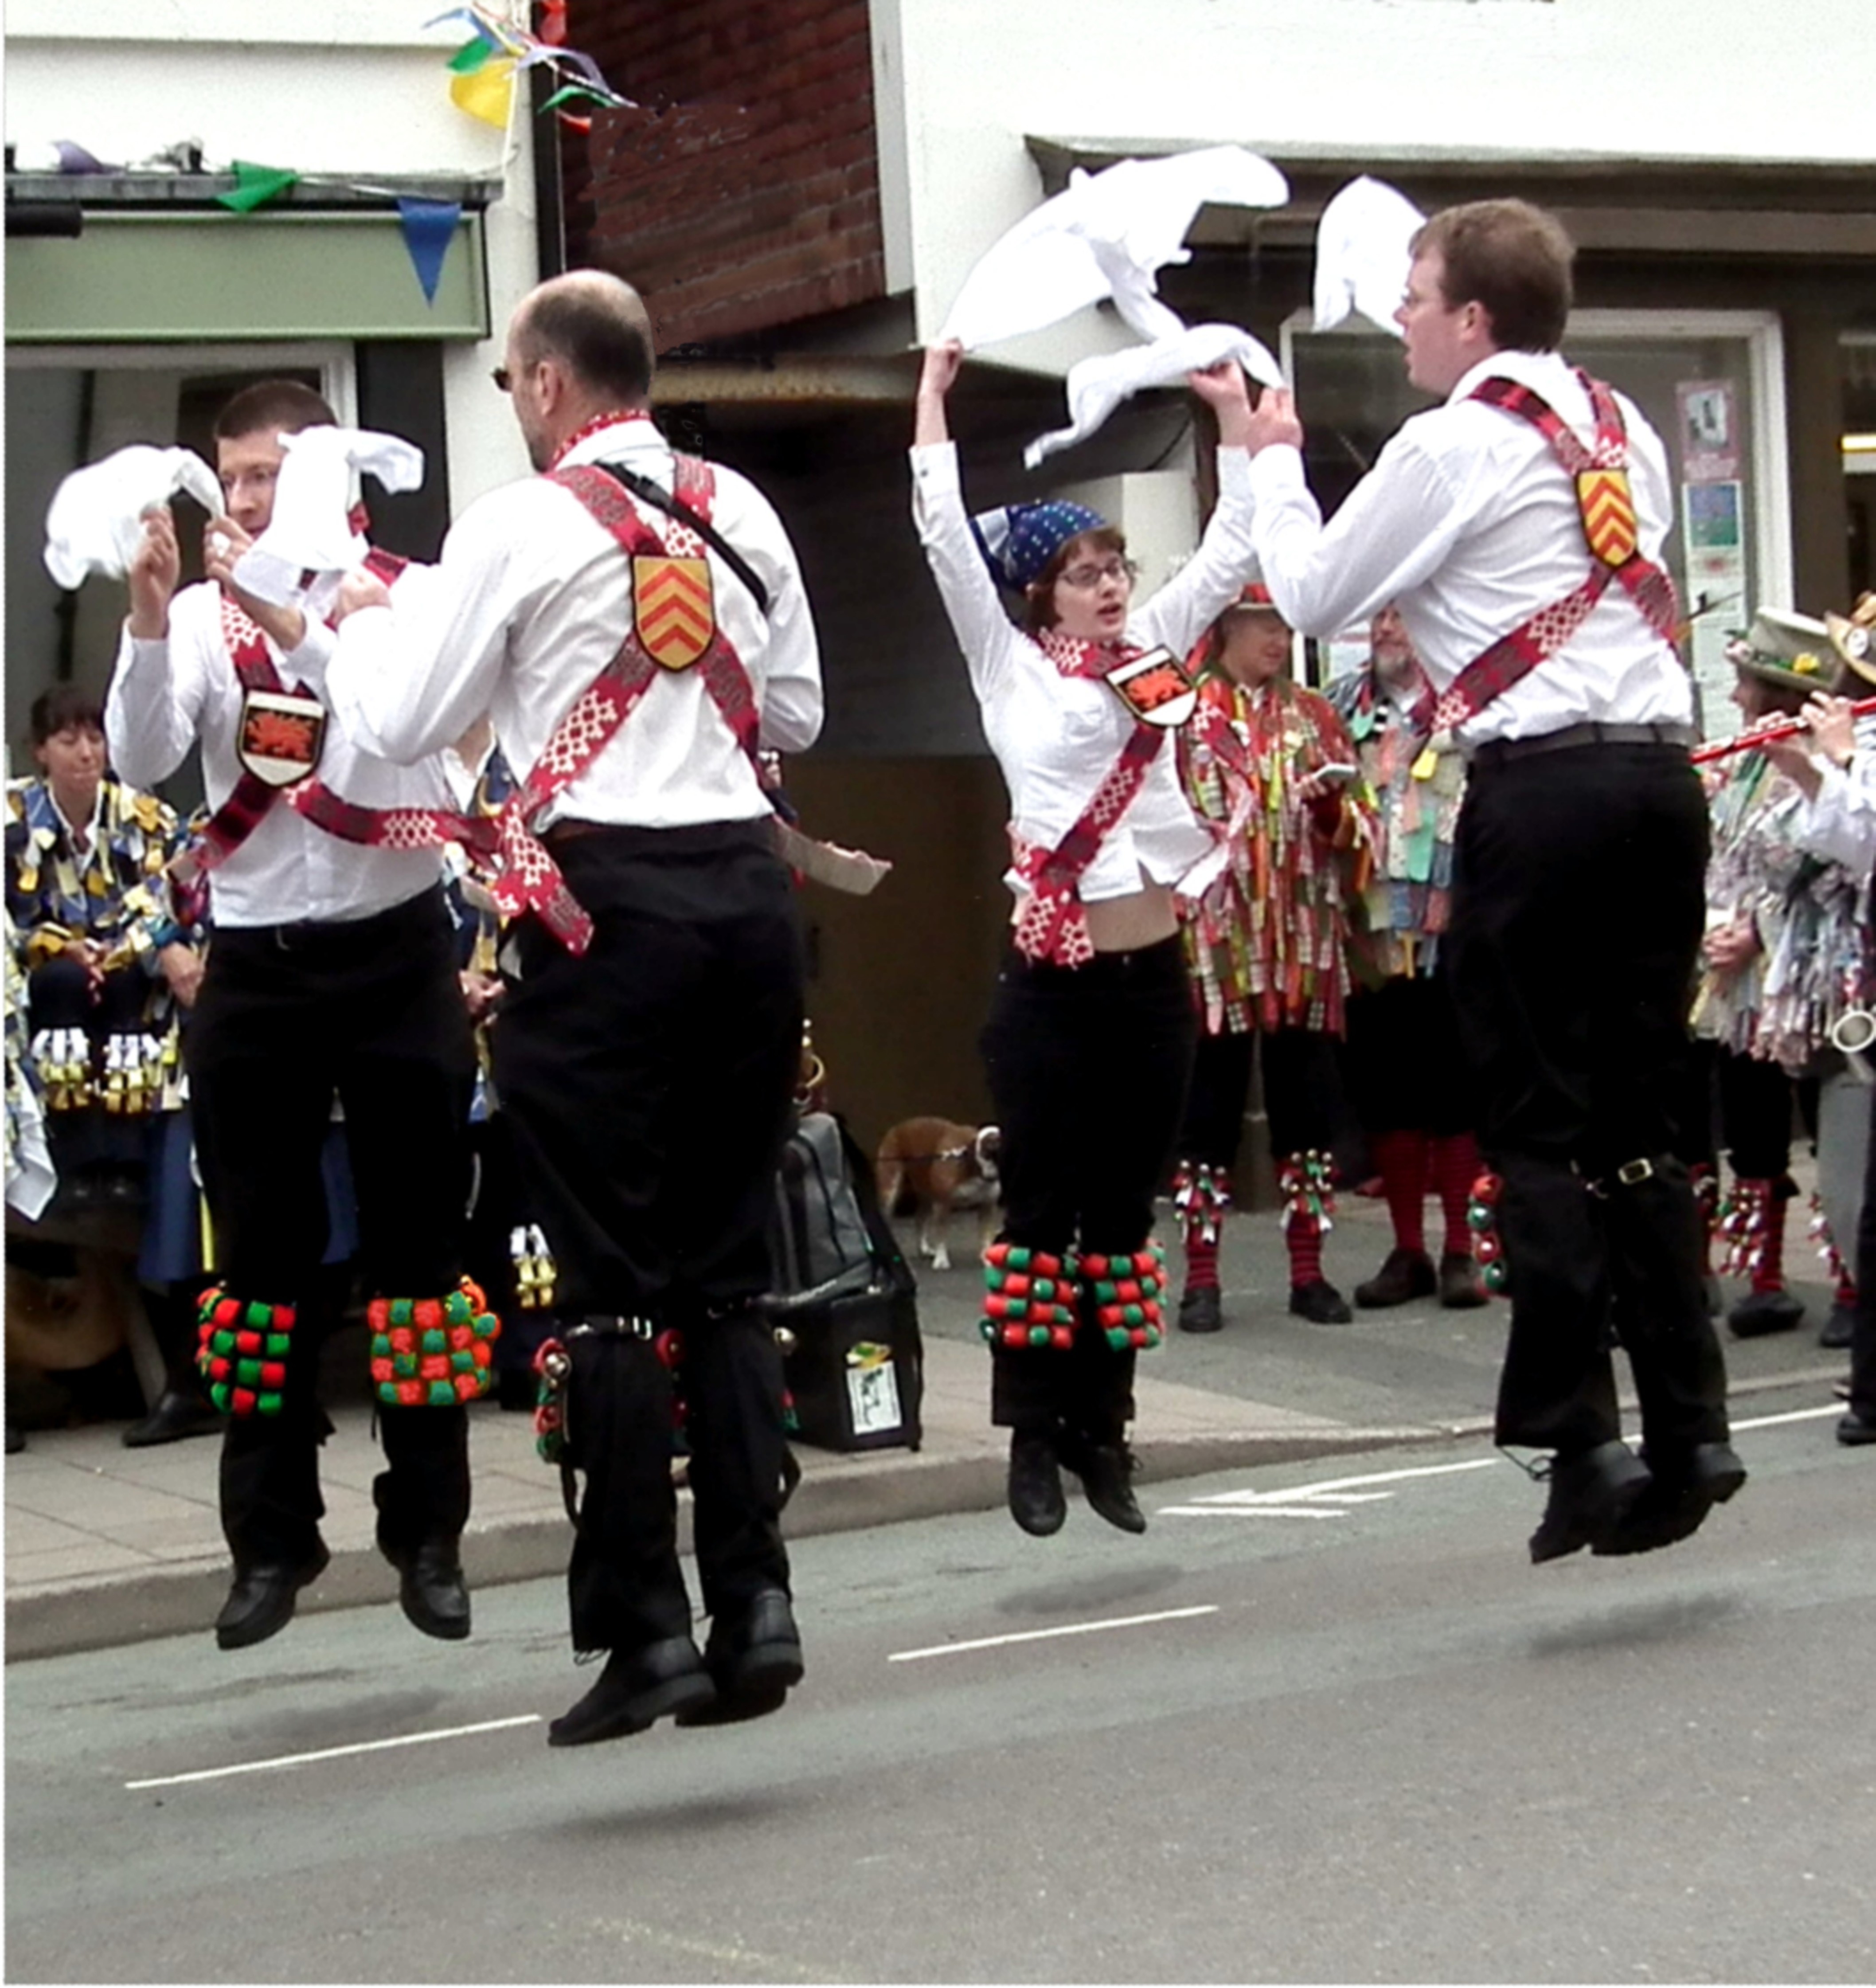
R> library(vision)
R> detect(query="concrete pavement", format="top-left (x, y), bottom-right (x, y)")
top-left (4, 1191), bottom-right (1850, 1659)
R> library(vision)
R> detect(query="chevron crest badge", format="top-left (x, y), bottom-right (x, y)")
top-left (1576, 467), bottom-right (1638, 568)
top-left (633, 555), bottom-right (714, 670)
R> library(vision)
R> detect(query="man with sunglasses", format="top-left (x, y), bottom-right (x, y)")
top-left (322, 270), bottom-right (823, 1746)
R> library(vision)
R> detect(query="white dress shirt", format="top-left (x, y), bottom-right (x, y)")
top-left (318, 415), bottom-right (823, 828)
top-left (1247, 349), bottom-right (1694, 746)
top-left (911, 440), bottom-right (1260, 905)
top-left (1793, 722), bottom-right (1876, 879)
top-left (106, 583), bottom-right (450, 929)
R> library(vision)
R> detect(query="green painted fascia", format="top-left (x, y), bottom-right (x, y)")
top-left (7, 209), bottom-right (490, 342)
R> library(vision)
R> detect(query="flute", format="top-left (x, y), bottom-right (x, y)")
top-left (1690, 695), bottom-right (1876, 765)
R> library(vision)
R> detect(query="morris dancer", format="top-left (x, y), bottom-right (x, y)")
top-left (1172, 584), bottom-right (1373, 1333)
top-left (324, 272), bottom-right (823, 1746)
top-left (1327, 608), bottom-right (1488, 1312)
top-left (110, 379), bottom-right (486, 1651)
top-left (1243, 199), bottom-right (1743, 1561)
top-left (912, 337), bottom-right (1258, 1536)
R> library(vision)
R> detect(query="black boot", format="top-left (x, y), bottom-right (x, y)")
top-left (1355, 1247), bottom-right (1436, 1309)
top-left (123, 1387), bottom-right (223, 1448)
top-left (1061, 1432), bottom-right (1146, 1534)
top-left (1595, 1441), bottom-right (1746, 1556)
top-left (1007, 1430), bottom-right (1066, 1536)
top-left (1177, 1285), bottom-right (1223, 1334)
top-left (547, 1637), bottom-right (716, 1746)
top-left (676, 1588), bottom-right (805, 1727)
top-left (1528, 1441), bottom-right (1650, 1563)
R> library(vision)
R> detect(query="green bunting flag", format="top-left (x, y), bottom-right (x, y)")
top-left (216, 160), bottom-right (299, 213)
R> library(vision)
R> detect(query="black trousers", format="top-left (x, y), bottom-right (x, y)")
top-left (978, 936), bottom-right (1196, 1439)
top-left (186, 888), bottom-right (476, 1566)
top-left (1447, 743), bottom-right (1730, 1458)
top-left (1714, 1045), bottom-right (1809, 1181)
top-left (1178, 1022), bottom-right (1344, 1169)
top-left (1342, 972), bottom-right (1477, 1137)
top-left (491, 824), bottom-right (803, 1652)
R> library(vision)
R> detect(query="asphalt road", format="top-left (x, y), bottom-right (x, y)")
top-left (7, 1388), bottom-right (1871, 1985)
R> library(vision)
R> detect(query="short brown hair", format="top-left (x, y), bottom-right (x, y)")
top-left (30, 685), bottom-right (104, 746)
top-left (1411, 199), bottom-right (1574, 353)
top-left (1021, 527), bottom-right (1128, 634)
top-left (214, 378), bottom-right (337, 444)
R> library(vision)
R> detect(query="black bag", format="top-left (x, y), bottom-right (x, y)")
top-left (766, 1112), bottom-right (923, 1452)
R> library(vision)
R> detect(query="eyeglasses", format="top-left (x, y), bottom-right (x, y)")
top-left (1058, 557), bottom-right (1138, 592)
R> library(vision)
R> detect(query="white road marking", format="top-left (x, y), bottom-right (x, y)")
top-left (889, 1604), bottom-right (1218, 1663)
top-left (124, 1713), bottom-right (542, 1790)
top-left (1731, 1403), bottom-right (1843, 1431)
top-left (1153, 1505), bottom-right (1350, 1520)
top-left (1161, 1404), bottom-right (1844, 1522)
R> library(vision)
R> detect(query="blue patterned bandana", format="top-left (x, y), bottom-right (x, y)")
top-left (970, 499), bottom-right (1107, 591)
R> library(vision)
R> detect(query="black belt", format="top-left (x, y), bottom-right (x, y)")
top-left (216, 884), bottom-right (447, 956)
top-left (1469, 721), bottom-right (1696, 768)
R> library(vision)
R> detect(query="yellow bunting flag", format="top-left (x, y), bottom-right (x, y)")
top-left (450, 55), bottom-right (517, 129)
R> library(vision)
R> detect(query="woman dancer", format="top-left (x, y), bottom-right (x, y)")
top-left (911, 337), bottom-right (1257, 1536)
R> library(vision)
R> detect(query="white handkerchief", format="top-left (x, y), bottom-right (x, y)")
top-left (940, 145), bottom-right (1290, 353)
top-left (43, 446), bottom-right (223, 589)
top-left (1312, 175), bottom-right (1426, 336)
top-left (1024, 323), bottom-right (1286, 469)
top-left (231, 426), bottom-right (425, 610)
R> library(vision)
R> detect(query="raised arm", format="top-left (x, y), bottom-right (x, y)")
top-left (107, 508), bottom-right (206, 788)
top-left (910, 341), bottom-right (1023, 702)
top-left (1130, 364), bottom-right (1260, 658)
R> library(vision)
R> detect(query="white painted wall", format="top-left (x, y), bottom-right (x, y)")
top-left (876, 0), bottom-right (1876, 358)
top-left (6, 0), bottom-right (542, 507)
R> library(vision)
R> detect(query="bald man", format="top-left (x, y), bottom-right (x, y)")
top-left (323, 271), bottom-right (825, 1745)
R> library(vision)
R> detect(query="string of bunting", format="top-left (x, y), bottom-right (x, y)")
top-left (425, 2), bottom-right (637, 133)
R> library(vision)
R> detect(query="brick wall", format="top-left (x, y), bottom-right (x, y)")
top-left (563, 0), bottom-right (886, 349)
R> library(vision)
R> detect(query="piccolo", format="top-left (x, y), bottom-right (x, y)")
top-left (1690, 696), bottom-right (1876, 765)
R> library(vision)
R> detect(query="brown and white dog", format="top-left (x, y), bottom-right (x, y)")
top-left (876, 1117), bottom-right (1003, 1273)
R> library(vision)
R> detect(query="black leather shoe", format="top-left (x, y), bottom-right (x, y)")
top-left (1007, 1432), bottom-right (1066, 1536)
top-left (1438, 1251), bottom-right (1489, 1309)
top-left (382, 1537), bottom-right (471, 1641)
top-left (1177, 1285), bottom-right (1223, 1334)
top-left (1063, 1437), bottom-right (1146, 1534)
top-left (676, 1589), bottom-right (805, 1727)
top-left (215, 1545), bottom-right (331, 1651)
top-left (547, 1636), bottom-right (716, 1746)
top-left (1355, 1247), bottom-right (1436, 1309)
top-left (1595, 1442), bottom-right (1747, 1556)
top-left (1289, 1279), bottom-right (1353, 1325)
top-left (1727, 1287), bottom-right (1804, 1338)
top-left (1528, 1440), bottom-right (1650, 1564)
top-left (1837, 1411), bottom-right (1876, 1446)
top-left (122, 1388), bottom-right (223, 1448)
top-left (1819, 1303), bottom-right (1856, 1350)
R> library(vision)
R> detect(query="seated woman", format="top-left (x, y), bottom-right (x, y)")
top-left (910, 337), bottom-right (1258, 1538)
top-left (5, 685), bottom-right (199, 1203)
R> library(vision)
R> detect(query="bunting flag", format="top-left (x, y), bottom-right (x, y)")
top-left (426, 3), bottom-right (636, 129)
top-left (53, 141), bottom-right (117, 174)
top-left (449, 54), bottom-right (518, 128)
top-left (396, 196), bottom-right (462, 303)
top-left (216, 160), bottom-right (300, 213)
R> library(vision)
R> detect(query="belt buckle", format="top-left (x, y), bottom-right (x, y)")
top-left (1615, 1157), bottom-right (1655, 1188)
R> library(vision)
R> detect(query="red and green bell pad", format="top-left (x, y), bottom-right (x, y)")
top-left (369, 1279), bottom-right (501, 1407)
top-left (195, 1287), bottom-right (296, 1417)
